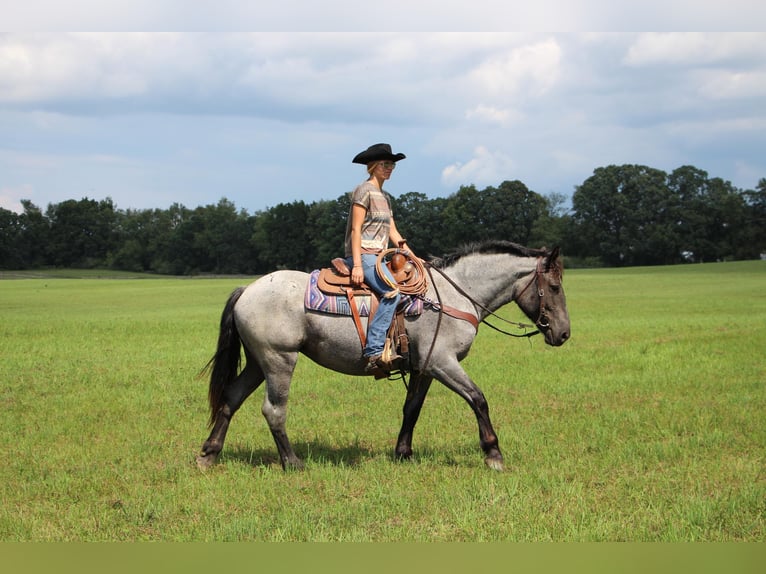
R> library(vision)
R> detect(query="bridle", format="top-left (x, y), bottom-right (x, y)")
top-left (513, 256), bottom-right (555, 331)
top-left (423, 258), bottom-right (550, 338)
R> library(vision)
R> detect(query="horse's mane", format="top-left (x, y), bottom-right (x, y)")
top-left (429, 240), bottom-right (549, 269)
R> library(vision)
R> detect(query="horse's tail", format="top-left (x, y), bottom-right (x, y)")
top-left (201, 286), bottom-right (246, 427)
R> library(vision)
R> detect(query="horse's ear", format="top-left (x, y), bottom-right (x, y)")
top-left (546, 246), bottom-right (562, 273)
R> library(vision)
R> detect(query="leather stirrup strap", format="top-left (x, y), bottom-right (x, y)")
top-left (344, 287), bottom-right (366, 349)
top-left (395, 312), bottom-right (409, 356)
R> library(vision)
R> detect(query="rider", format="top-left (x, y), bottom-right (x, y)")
top-left (344, 143), bottom-right (413, 375)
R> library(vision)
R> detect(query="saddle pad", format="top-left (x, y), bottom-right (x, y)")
top-left (305, 270), bottom-right (423, 317)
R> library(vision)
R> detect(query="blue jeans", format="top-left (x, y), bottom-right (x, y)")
top-left (346, 253), bottom-right (400, 357)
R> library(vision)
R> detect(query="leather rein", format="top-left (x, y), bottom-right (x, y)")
top-left (423, 258), bottom-right (549, 338)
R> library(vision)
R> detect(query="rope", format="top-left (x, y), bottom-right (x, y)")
top-left (375, 248), bottom-right (429, 297)
top-left (425, 262), bottom-right (539, 337)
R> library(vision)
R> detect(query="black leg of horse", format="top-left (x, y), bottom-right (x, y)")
top-left (431, 360), bottom-right (504, 471)
top-left (395, 372), bottom-right (433, 461)
top-left (197, 362), bottom-right (264, 469)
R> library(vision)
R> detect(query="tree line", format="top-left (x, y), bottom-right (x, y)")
top-left (1, 164), bottom-right (764, 274)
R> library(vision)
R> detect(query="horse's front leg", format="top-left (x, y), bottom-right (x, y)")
top-left (395, 372), bottom-right (433, 461)
top-left (431, 361), bottom-right (504, 471)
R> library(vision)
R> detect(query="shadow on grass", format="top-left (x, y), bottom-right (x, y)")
top-left (217, 440), bottom-right (481, 470)
top-left (220, 440), bottom-right (379, 469)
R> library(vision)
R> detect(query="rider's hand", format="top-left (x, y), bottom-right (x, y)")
top-left (351, 266), bottom-right (364, 285)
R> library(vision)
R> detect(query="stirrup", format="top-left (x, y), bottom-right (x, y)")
top-left (365, 353), bottom-right (403, 377)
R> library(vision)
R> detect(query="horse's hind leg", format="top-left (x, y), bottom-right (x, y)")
top-left (395, 373), bottom-right (433, 461)
top-left (197, 359), bottom-right (264, 469)
top-left (260, 352), bottom-right (304, 471)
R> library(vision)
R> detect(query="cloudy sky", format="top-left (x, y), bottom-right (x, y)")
top-left (2, 3), bottom-right (765, 214)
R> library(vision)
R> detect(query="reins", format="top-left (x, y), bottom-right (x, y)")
top-left (423, 260), bottom-right (541, 338)
top-left (409, 259), bottom-right (542, 385)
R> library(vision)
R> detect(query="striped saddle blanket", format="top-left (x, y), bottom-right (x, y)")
top-left (304, 269), bottom-right (423, 317)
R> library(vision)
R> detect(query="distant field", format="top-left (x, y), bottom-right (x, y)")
top-left (0, 261), bottom-right (764, 541)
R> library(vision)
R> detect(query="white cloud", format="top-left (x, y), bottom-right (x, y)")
top-left (464, 104), bottom-right (524, 127)
top-left (694, 69), bottom-right (766, 101)
top-left (0, 31), bottom-right (764, 214)
top-left (441, 146), bottom-right (516, 188)
top-left (0, 33), bottom-right (188, 103)
top-left (467, 38), bottom-right (562, 100)
top-left (0, 184), bottom-right (33, 213)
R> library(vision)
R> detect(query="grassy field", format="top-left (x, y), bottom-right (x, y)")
top-left (0, 261), bottom-right (764, 541)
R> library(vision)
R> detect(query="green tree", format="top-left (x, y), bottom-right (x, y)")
top-left (701, 177), bottom-right (747, 262)
top-left (668, 167), bottom-right (748, 262)
top-left (488, 180), bottom-right (548, 246)
top-left (0, 208), bottom-right (23, 269)
top-left (529, 192), bottom-right (572, 250)
top-left (440, 184), bottom-right (481, 249)
top-left (192, 198), bottom-right (253, 274)
top-left (741, 178), bottom-right (766, 258)
top-left (252, 200), bottom-right (313, 272)
top-left (306, 194), bottom-right (350, 268)
top-left (390, 192), bottom-right (448, 258)
top-left (150, 203), bottom-right (193, 275)
top-left (17, 200), bottom-right (50, 268)
top-left (572, 165), bottom-right (674, 266)
top-left (667, 166), bottom-right (712, 262)
top-left (440, 181), bottom-right (548, 251)
top-left (158, 199), bottom-right (253, 274)
top-left (46, 197), bottom-right (119, 268)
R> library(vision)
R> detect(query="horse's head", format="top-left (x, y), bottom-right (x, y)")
top-left (516, 246), bottom-right (570, 346)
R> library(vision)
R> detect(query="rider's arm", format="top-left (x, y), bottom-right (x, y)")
top-left (389, 217), bottom-right (412, 256)
top-left (350, 203), bottom-right (366, 285)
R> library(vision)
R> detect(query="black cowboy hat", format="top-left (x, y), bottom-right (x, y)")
top-left (352, 143), bottom-right (406, 165)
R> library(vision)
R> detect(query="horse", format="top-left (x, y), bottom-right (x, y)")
top-left (196, 240), bottom-right (570, 472)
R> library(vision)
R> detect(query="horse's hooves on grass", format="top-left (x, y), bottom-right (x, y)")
top-left (283, 459), bottom-right (305, 472)
top-left (395, 448), bottom-right (413, 461)
top-left (485, 457), bottom-right (505, 472)
top-left (196, 453), bottom-right (218, 470)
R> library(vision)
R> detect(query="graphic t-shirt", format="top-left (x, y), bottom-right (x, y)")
top-left (344, 180), bottom-right (392, 257)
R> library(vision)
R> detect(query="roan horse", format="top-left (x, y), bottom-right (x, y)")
top-left (197, 240), bottom-right (570, 471)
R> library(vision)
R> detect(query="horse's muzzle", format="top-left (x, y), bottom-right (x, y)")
top-left (542, 324), bottom-right (570, 346)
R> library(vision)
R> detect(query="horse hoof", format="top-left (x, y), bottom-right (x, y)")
top-left (196, 452), bottom-right (218, 470)
top-left (395, 446), bottom-right (413, 461)
top-left (484, 457), bottom-right (505, 472)
top-left (283, 458), bottom-right (305, 472)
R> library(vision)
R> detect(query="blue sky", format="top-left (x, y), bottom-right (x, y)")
top-left (1, 3), bottom-right (765, 214)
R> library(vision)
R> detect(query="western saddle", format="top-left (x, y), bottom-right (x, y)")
top-left (316, 255), bottom-right (415, 376)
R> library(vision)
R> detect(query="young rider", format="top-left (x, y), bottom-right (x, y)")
top-left (344, 143), bottom-right (413, 374)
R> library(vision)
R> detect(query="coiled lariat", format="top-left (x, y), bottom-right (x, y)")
top-left (375, 248), bottom-right (429, 297)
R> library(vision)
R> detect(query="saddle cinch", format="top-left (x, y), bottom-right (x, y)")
top-left (316, 254), bottom-right (417, 371)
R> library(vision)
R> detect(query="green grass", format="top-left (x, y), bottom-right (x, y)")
top-left (0, 261), bottom-right (764, 541)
